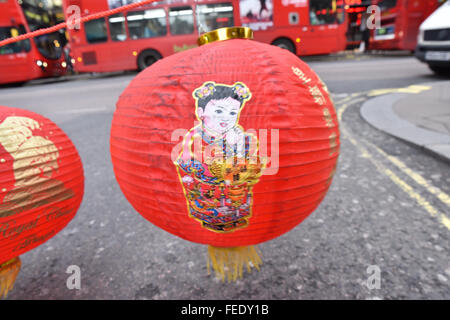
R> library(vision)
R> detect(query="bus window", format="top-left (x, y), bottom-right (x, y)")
top-left (85, 18), bottom-right (108, 43)
top-left (0, 25), bottom-right (31, 55)
top-left (196, 3), bottom-right (234, 34)
top-left (169, 6), bottom-right (194, 35)
top-left (109, 13), bottom-right (127, 41)
top-left (35, 31), bottom-right (63, 59)
top-left (127, 9), bottom-right (167, 39)
top-left (309, 0), bottom-right (341, 25)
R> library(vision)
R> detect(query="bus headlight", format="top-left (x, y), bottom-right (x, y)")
top-left (62, 61), bottom-right (67, 68)
top-left (42, 62), bottom-right (48, 68)
top-left (36, 60), bottom-right (43, 67)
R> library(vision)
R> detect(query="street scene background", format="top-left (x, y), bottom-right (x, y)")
top-left (1, 53), bottom-right (449, 299)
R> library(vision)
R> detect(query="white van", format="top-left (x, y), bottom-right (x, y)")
top-left (415, 0), bottom-right (450, 75)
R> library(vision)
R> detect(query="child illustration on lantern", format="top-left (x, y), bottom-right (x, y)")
top-left (175, 81), bottom-right (264, 233)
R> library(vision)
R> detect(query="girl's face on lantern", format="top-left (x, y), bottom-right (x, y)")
top-left (198, 97), bottom-right (241, 135)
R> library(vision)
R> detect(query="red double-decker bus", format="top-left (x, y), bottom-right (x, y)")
top-left (63, 0), bottom-right (347, 73)
top-left (0, 0), bottom-right (68, 85)
top-left (370, 0), bottom-right (444, 51)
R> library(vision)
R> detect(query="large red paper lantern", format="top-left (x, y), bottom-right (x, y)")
top-left (111, 27), bottom-right (339, 281)
top-left (0, 106), bottom-right (84, 297)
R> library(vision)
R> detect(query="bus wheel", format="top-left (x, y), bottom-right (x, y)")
top-left (272, 38), bottom-right (296, 54)
top-left (137, 50), bottom-right (162, 71)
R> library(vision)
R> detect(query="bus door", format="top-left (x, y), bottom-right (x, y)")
top-left (106, 12), bottom-right (136, 71)
top-left (373, 0), bottom-right (398, 43)
top-left (167, 5), bottom-right (198, 54)
top-left (80, 17), bottom-right (112, 72)
top-left (273, 0), bottom-right (310, 54)
top-left (304, 0), bottom-right (345, 55)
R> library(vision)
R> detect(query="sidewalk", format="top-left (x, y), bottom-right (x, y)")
top-left (360, 81), bottom-right (450, 162)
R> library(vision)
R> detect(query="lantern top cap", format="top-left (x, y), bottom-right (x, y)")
top-left (198, 27), bottom-right (253, 46)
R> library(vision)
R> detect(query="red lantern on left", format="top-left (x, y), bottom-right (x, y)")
top-left (0, 106), bottom-right (84, 298)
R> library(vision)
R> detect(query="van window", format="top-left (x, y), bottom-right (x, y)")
top-left (196, 3), bottom-right (234, 34)
top-left (169, 6), bottom-right (194, 35)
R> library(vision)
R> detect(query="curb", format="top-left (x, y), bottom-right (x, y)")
top-left (23, 71), bottom-right (138, 87)
top-left (360, 93), bottom-right (450, 163)
top-left (302, 50), bottom-right (412, 63)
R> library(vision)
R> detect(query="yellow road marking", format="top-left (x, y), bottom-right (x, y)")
top-left (337, 103), bottom-right (348, 122)
top-left (336, 88), bottom-right (450, 231)
top-left (337, 97), bottom-right (366, 122)
top-left (332, 92), bottom-right (364, 106)
top-left (337, 85), bottom-right (450, 230)
top-left (368, 85), bottom-right (431, 97)
top-left (338, 87), bottom-right (450, 206)
top-left (370, 143), bottom-right (450, 208)
top-left (441, 215), bottom-right (450, 230)
top-left (341, 125), bottom-right (450, 230)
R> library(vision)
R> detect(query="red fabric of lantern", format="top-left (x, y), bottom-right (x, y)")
top-left (111, 28), bottom-right (339, 280)
top-left (0, 106), bottom-right (84, 297)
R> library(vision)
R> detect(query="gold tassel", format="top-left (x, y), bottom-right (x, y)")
top-left (0, 257), bottom-right (21, 299)
top-left (207, 245), bottom-right (262, 282)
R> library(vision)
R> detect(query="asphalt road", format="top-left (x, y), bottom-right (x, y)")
top-left (1, 56), bottom-right (449, 300)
